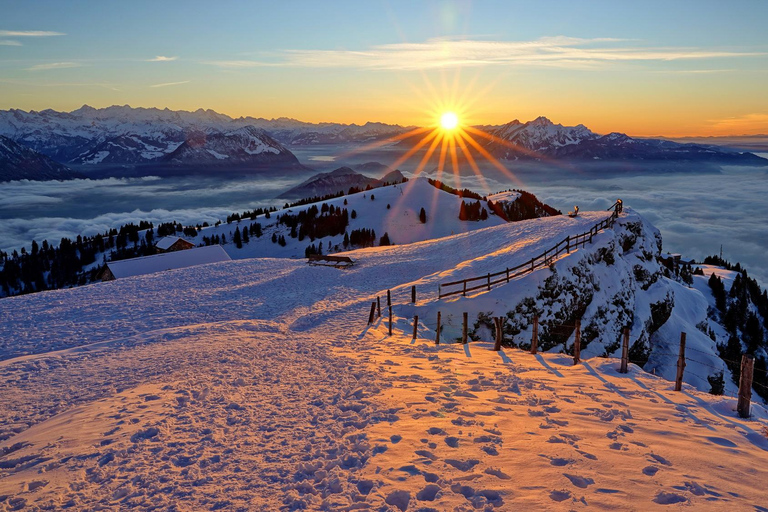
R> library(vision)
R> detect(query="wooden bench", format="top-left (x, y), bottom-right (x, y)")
top-left (307, 254), bottom-right (355, 268)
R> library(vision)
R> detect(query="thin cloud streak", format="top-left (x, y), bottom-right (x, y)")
top-left (708, 113), bottom-right (768, 133)
top-left (206, 36), bottom-right (764, 71)
top-left (26, 62), bottom-right (84, 71)
top-left (0, 40), bottom-right (22, 46)
top-left (0, 30), bottom-right (65, 37)
top-left (150, 80), bottom-right (190, 88)
top-left (147, 55), bottom-right (178, 62)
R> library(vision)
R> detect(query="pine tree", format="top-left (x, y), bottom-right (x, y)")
top-left (419, 207), bottom-right (427, 224)
top-left (379, 232), bottom-right (391, 246)
top-left (234, 227), bottom-right (242, 248)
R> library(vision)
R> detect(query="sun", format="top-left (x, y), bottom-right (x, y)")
top-left (440, 111), bottom-right (459, 130)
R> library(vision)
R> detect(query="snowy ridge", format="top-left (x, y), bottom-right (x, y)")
top-left (0, 135), bottom-right (82, 181)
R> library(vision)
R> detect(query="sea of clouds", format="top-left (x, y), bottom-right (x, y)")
top-left (1, 165), bottom-right (766, 285)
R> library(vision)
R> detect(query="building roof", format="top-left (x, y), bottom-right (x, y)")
top-left (106, 245), bottom-right (231, 279)
top-left (155, 236), bottom-right (192, 251)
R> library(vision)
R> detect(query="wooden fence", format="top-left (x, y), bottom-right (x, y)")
top-left (438, 209), bottom-right (620, 299)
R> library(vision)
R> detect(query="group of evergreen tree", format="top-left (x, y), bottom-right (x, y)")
top-left (427, 178), bottom-right (483, 200)
top-left (345, 228), bottom-right (377, 248)
top-left (459, 200), bottom-right (489, 221)
top-left (0, 220), bottom-right (157, 297)
top-left (706, 255), bottom-right (768, 399)
top-left (226, 206), bottom-right (278, 224)
top-left (277, 203), bottom-right (349, 242)
top-left (454, 187), bottom-right (561, 223)
top-left (489, 190), bottom-right (561, 221)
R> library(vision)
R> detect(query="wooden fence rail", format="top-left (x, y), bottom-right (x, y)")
top-left (438, 209), bottom-right (620, 299)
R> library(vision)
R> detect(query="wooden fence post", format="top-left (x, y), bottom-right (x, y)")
top-left (462, 312), bottom-right (468, 344)
top-left (435, 311), bottom-right (441, 345)
top-left (377, 296), bottom-right (381, 318)
top-left (368, 301), bottom-right (376, 325)
top-left (530, 316), bottom-right (539, 355)
top-left (674, 332), bottom-right (686, 391)
top-left (388, 305), bottom-right (393, 336)
top-left (412, 315), bottom-right (419, 340)
top-left (387, 289), bottom-right (391, 307)
top-left (494, 317), bottom-right (503, 351)
top-left (531, 258), bottom-right (534, 272)
top-left (619, 327), bottom-right (630, 373)
top-left (506, 268), bottom-right (510, 283)
top-left (573, 319), bottom-right (581, 364)
top-left (566, 236), bottom-right (570, 254)
top-left (487, 273), bottom-right (491, 291)
top-left (462, 280), bottom-right (467, 297)
top-left (438, 284), bottom-right (441, 299)
top-left (411, 285), bottom-right (416, 304)
top-left (737, 354), bottom-right (754, 418)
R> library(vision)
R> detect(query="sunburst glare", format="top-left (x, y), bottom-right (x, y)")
top-left (440, 111), bottom-right (459, 130)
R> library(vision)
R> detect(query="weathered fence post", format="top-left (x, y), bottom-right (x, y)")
top-left (462, 312), bottom-right (468, 344)
top-left (387, 289), bottom-right (391, 308)
top-left (411, 285), bottom-right (416, 304)
top-left (589, 226), bottom-right (594, 244)
top-left (435, 311), bottom-right (441, 345)
top-left (674, 332), bottom-right (686, 391)
top-left (494, 317), bottom-right (503, 351)
top-left (438, 284), bottom-right (442, 299)
top-left (619, 327), bottom-right (630, 373)
top-left (368, 301), bottom-right (376, 325)
top-left (506, 268), bottom-right (510, 283)
top-left (388, 305), bottom-right (393, 336)
top-left (566, 235), bottom-right (570, 254)
top-left (412, 315), bottom-right (419, 340)
top-left (531, 258), bottom-right (534, 272)
top-left (530, 316), bottom-right (539, 355)
top-left (487, 273), bottom-right (491, 291)
top-left (737, 354), bottom-right (754, 418)
top-left (573, 319), bottom-right (581, 365)
top-left (462, 280), bottom-right (467, 297)
top-left (377, 296), bottom-right (381, 318)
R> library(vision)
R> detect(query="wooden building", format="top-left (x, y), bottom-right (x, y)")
top-left (155, 236), bottom-right (195, 253)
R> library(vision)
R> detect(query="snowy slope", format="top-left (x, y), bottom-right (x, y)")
top-left (1, 206), bottom-right (767, 509)
top-left (198, 178), bottom-right (512, 259)
top-left (0, 135), bottom-right (82, 182)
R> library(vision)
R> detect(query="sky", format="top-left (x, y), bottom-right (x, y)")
top-left (1, 0), bottom-right (767, 136)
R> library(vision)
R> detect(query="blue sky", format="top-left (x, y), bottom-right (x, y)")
top-left (1, 0), bottom-right (767, 135)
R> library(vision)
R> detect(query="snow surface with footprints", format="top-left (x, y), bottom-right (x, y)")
top-left (1, 206), bottom-right (767, 510)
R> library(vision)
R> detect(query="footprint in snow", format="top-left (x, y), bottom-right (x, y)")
top-left (550, 489), bottom-right (572, 502)
top-left (648, 453), bottom-right (673, 466)
top-left (653, 491), bottom-right (688, 505)
top-left (445, 458), bottom-right (480, 471)
top-left (642, 465), bottom-right (660, 476)
top-left (564, 473), bottom-right (595, 488)
top-left (484, 467), bottom-right (511, 480)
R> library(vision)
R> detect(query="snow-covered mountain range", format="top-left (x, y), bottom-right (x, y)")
top-left (0, 105), bottom-right (409, 170)
top-left (481, 116), bottom-right (767, 163)
top-left (2, 106), bottom-right (766, 181)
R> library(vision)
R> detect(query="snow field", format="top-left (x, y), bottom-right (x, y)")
top-left (2, 206), bottom-right (768, 510)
